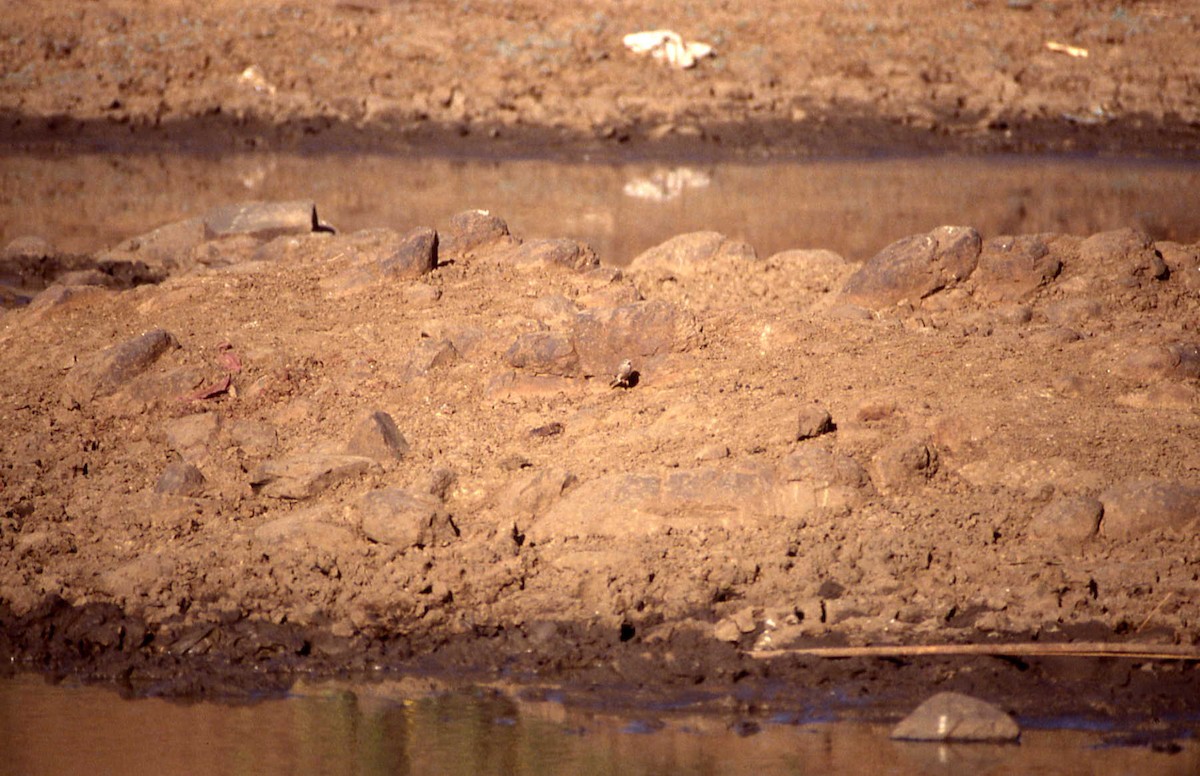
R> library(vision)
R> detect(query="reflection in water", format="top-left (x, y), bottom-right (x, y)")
top-left (1, 153), bottom-right (1198, 266)
top-left (0, 674), bottom-right (1196, 776)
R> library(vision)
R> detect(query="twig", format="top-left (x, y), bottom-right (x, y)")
top-left (748, 641), bottom-right (1200, 661)
top-left (1135, 592), bottom-right (1173, 635)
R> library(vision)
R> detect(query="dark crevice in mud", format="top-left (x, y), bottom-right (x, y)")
top-left (0, 251), bottom-right (164, 308)
top-left (2, 109), bottom-right (1199, 163)
top-left (3, 596), bottom-right (1199, 735)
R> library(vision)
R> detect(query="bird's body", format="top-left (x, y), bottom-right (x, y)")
top-left (610, 358), bottom-right (635, 389)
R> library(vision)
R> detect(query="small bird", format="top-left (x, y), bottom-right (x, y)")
top-left (610, 358), bottom-right (635, 389)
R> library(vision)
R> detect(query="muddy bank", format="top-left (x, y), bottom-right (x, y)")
top-left (2, 198), bottom-right (1199, 724)
top-left (2, 0), bottom-right (1199, 158)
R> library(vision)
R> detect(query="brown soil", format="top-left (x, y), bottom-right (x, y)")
top-left (1, 0), bottom-right (1199, 158)
top-left (2, 0), bottom-right (1200, 733)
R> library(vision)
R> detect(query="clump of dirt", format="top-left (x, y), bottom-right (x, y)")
top-left (1, 199), bottom-right (1198, 722)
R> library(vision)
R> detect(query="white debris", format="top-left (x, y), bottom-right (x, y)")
top-left (622, 167), bottom-right (712, 202)
top-left (238, 65), bottom-right (277, 95)
top-left (622, 30), bottom-right (714, 69)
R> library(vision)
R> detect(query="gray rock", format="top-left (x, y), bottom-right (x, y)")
top-left (1100, 479), bottom-right (1200, 539)
top-left (891, 691), bottom-right (1020, 742)
top-left (504, 331), bottom-right (579, 376)
top-left (65, 328), bottom-right (178, 402)
top-left (442, 210), bottom-right (513, 256)
top-left (345, 410), bottom-right (410, 461)
top-left (1026, 495), bottom-right (1103, 545)
top-left (203, 200), bottom-right (323, 241)
top-left (628, 231), bottom-right (756, 277)
top-left (250, 454), bottom-right (377, 499)
top-left (570, 300), bottom-right (700, 378)
top-left (973, 235), bottom-right (1061, 302)
top-left (380, 226), bottom-right (438, 277)
top-left (154, 461), bottom-right (207, 496)
top-left (507, 238), bottom-right (599, 272)
top-left (841, 226), bottom-right (981, 308)
top-left (357, 488), bottom-right (457, 549)
top-left (796, 404), bottom-right (834, 440)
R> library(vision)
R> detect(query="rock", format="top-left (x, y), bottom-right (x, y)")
top-left (320, 227), bottom-right (438, 294)
top-left (841, 226), bottom-right (981, 308)
top-left (1100, 479), bottom-right (1200, 539)
top-left (504, 331), bottom-right (579, 376)
top-left (441, 209), bottom-right (513, 256)
top-left (1117, 381), bottom-right (1200, 410)
top-left (1079, 228), bottom-right (1161, 279)
top-left (203, 200), bottom-right (323, 240)
top-left (764, 249), bottom-right (851, 293)
top-left (628, 231), bottom-right (757, 277)
top-left (228, 420), bottom-right (278, 457)
top-left (164, 412), bottom-right (223, 455)
top-left (485, 371), bottom-right (582, 401)
top-left (891, 692), bottom-right (1020, 742)
top-left (775, 448), bottom-right (875, 515)
top-left (873, 436), bottom-right (939, 492)
top-left (2, 235), bottom-right (54, 259)
top-left (496, 468), bottom-right (578, 522)
top-left (356, 488), bottom-right (457, 549)
top-left (506, 238), bottom-right (599, 272)
top-left (96, 217), bottom-right (207, 271)
top-left (796, 404), bottom-right (835, 440)
top-left (254, 509), bottom-right (358, 550)
top-left (1026, 495), bottom-right (1103, 545)
top-left (1117, 342), bottom-right (1200, 381)
top-left (154, 461), bottom-right (207, 496)
top-left (402, 337), bottom-right (458, 379)
top-left (64, 329), bottom-right (178, 402)
top-left (972, 235), bottom-right (1061, 302)
top-left (250, 454), bottom-right (376, 499)
top-left (344, 410), bottom-right (410, 461)
top-left (424, 467), bottom-right (457, 501)
top-left (571, 300), bottom-right (700, 378)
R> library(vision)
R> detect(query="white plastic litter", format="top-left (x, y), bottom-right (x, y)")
top-left (238, 65), bottom-right (277, 95)
top-left (622, 30), bottom-right (714, 69)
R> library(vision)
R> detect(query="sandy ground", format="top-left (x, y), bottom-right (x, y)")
top-left (1, 0), bottom-right (1199, 729)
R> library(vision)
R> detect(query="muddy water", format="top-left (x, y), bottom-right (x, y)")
top-left (0, 674), bottom-right (1195, 776)
top-left (2, 153), bottom-right (1198, 265)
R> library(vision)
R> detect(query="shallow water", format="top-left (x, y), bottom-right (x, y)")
top-left (0, 674), bottom-right (1196, 776)
top-left (1, 153), bottom-right (1198, 266)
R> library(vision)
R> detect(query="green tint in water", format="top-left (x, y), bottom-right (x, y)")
top-left (0, 674), bottom-right (1196, 776)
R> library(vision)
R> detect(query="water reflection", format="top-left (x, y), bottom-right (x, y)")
top-left (0, 674), bottom-right (1196, 776)
top-left (1, 153), bottom-right (1197, 266)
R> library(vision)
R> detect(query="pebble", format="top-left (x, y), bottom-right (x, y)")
top-left (250, 454), bottom-right (377, 499)
top-left (154, 461), bottom-right (207, 497)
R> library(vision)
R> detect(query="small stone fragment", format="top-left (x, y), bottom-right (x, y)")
top-left (250, 454), bottom-right (376, 499)
top-left (891, 692), bottom-right (1020, 742)
top-left (345, 410), bottom-right (410, 461)
top-left (873, 436), bottom-right (939, 492)
top-left (154, 461), bottom-right (207, 496)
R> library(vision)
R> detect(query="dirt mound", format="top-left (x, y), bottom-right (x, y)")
top-left (2, 201), bottom-right (1198, 716)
